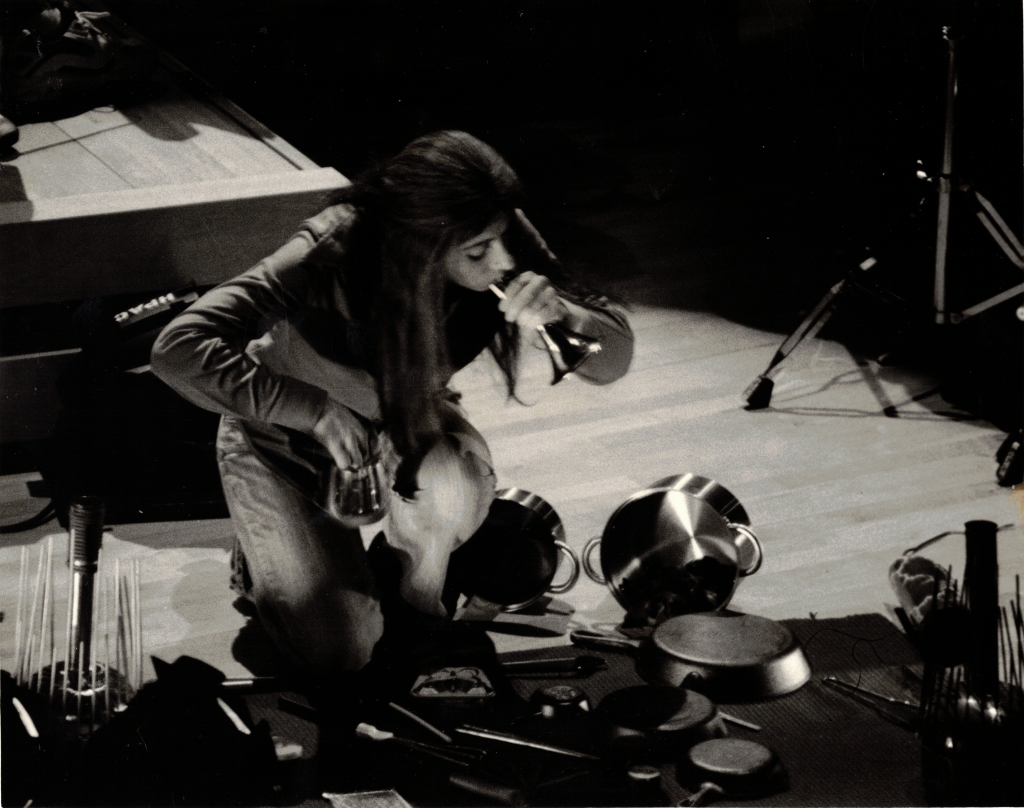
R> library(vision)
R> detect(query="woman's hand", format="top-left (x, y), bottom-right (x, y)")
top-left (497, 271), bottom-right (568, 332)
top-left (312, 400), bottom-right (373, 470)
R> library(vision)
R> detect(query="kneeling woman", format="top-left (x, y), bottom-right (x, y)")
top-left (151, 131), bottom-right (634, 675)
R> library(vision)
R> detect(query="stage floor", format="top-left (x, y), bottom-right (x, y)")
top-left (2, 299), bottom-right (1021, 682)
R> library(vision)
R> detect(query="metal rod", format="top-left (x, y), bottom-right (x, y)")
top-left (388, 701), bottom-right (453, 743)
top-left (932, 27), bottom-right (957, 324)
top-left (455, 725), bottom-right (600, 760)
top-left (77, 639), bottom-right (85, 732)
top-left (823, 677), bottom-right (920, 710)
top-left (719, 712), bottom-right (762, 731)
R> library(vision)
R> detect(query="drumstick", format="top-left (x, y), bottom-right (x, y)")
top-left (118, 563), bottom-right (133, 695)
top-left (356, 723), bottom-right (473, 767)
top-left (90, 555), bottom-right (100, 734)
top-left (23, 546), bottom-right (45, 687)
top-left (133, 559), bottom-right (143, 690)
top-left (114, 559), bottom-right (123, 706)
top-left (14, 546), bottom-right (28, 687)
top-left (37, 537), bottom-right (54, 693)
top-left (62, 552), bottom-right (74, 716)
top-left (103, 572), bottom-right (111, 717)
top-left (48, 566), bottom-right (59, 706)
top-left (23, 547), bottom-right (44, 685)
top-left (11, 697), bottom-right (40, 739)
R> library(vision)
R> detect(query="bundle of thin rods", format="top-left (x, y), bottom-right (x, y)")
top-left (11, 536), bottom-right (145, 739)
top-left (918, 575), bottom-right (1023, 725)
top-left (917, 566), bottom-right (1024, 805)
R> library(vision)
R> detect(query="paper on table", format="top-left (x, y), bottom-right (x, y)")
top-left (322, 790), bottom-right (414, 808)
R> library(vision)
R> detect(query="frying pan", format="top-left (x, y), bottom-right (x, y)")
top-left (571, 612), bottom-right (811, 702)
top-left (594, 685), bottom-right (728, 760)
top-left (677, 738), bottom-right (788, 806)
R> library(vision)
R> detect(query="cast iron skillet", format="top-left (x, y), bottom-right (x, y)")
top-left (677, 737), bottom-right (789, 805)
top-left (571, 612), bottom-right (811, 702)
top-left (594, 685), bottom-right (728, 760)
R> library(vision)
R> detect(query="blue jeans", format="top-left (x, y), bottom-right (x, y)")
top-left (217, 405), bottom-right (495, 675)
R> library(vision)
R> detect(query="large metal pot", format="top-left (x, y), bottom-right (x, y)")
top-left (645, 474), bottom-right (759, 571)
top-left (583, 483), bottom-right (762, 625)
top-left (446, 488), bottom-right (580, 613)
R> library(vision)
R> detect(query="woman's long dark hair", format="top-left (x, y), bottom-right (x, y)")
top-left (335, 130), bottom-right (557, 464)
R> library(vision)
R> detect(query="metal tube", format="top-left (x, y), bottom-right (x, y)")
top-left (933, 28), bottom-right (958, 324)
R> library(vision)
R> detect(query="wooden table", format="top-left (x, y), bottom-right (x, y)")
top-left (0, 10), bottom-right (348, 444)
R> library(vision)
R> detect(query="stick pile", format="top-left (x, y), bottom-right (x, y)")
top-left (11, 536), bottom-right (145, 740)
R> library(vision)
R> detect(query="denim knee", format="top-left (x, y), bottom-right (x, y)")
top-left (253, 580), bottom-right (384, 674)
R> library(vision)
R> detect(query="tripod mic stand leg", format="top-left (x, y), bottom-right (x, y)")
top-left (742, 277), bottom-right (849, 409)
top-left (933, 26), bottom-right (958, 326)
top-left (969, 187), bottom-right (1024, 269)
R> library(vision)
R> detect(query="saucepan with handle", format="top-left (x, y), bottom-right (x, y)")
top-left (446, 488), bottom-right (580, 613)
top-left (582, 480), bottom-right (763, 625)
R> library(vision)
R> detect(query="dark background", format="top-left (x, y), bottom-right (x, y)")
top-left (100, 0), bottom-right (1021, 216)
top-left (103, 0), bottom-right (1021, 332)
top-left (106, 0), bottom-right (1022, 424)
top-left (3, 0), bottom-right (1022, 485)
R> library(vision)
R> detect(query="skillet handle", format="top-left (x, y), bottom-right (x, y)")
top-left (569, 629), bottom-right (642, 652)
top-left (729, 523), bottom-right (763, 577)
top-left (679, 782), bottom-right (726, 807)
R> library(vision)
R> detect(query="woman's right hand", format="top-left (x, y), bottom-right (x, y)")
top-left (312, 400), bottom-right (372, 470)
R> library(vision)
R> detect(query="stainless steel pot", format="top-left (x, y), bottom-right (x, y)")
top-left (583, 486), bottom-right (762, 625)
top-left (446, 488), bottom-right (580, 613)
top-left (644, 474), bottom-right (760, 572)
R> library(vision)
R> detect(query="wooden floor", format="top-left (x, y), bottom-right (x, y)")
top-left (1, 86), bottom-right (1021, 683)
top-left (2, 262), bottom-right (1021, 680)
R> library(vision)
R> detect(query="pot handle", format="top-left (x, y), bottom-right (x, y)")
top-left (547, 541), bottom-right (581, 595)
top-left (581, 536), bottom-right (606, 584)
top-left (729, 523), bottom-right (763, 577)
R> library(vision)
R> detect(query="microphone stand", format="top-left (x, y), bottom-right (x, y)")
top-left (742, 5), bottom-right (1023, 411)
top-left (64, 496), bottom-right (104, 713)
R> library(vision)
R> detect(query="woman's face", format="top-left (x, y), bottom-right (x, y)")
top-left (443, 215), bottom-right (515, 292)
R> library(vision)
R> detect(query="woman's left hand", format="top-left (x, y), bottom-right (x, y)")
top-left (497, 271), bottom-right (568, 331)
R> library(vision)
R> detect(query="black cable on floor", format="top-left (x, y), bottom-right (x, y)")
top-left (0, 500), bottom-right (58, 534)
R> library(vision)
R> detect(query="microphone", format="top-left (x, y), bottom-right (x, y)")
top-left (65, 496), bottom-right (104, 696)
